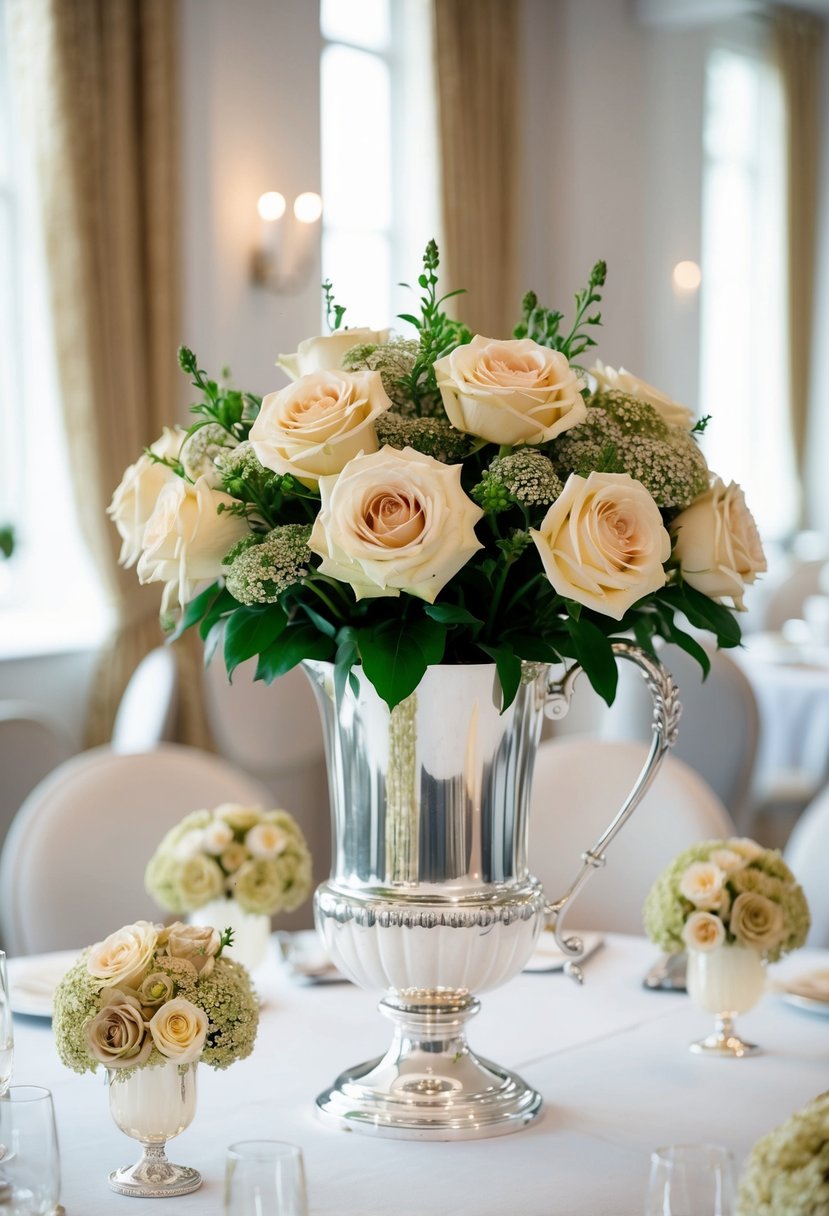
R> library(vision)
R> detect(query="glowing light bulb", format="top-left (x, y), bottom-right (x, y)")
top-left (293, 192), bottom-right (323, 224)
top-left (257, 192), bottom-right (286, 222)
top-left (673, 260), bottom-right (702, 291)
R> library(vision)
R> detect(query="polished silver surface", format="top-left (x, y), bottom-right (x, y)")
top-left (305, 653), bottom-right (677, 1139)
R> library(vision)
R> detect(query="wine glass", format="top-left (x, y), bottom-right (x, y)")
top-left (0, 951), bottom-right (13, 1094)
top-left (0, 1086), bottom-right (61, 1215)
top-left (645, 1143), bottom-right (736, 1216)
top-left (225, 1141), bottom-right (308, 1216)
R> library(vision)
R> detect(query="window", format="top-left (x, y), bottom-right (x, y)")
top-left (698, 39), bottom-right (797, 542)
top-left (320, 0), bottom-right (440, 329)
top-left (0, 1), bottom-right (110, 653)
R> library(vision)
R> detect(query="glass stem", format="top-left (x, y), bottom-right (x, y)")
top-left (715, 1013), bottom-right (734, 1043)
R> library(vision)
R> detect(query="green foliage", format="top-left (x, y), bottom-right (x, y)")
top-left (513, 261), bottom-right (606, 360)
top-left (0, 526), bottom-right (14, 559)
top-left (322, 279), bottom-right (347, 331)
top-left (397, 239), bottom-right (472, 411)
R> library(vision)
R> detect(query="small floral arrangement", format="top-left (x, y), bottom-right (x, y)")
top-left (643, 837), bottom-right (810, 962)
top-left (53, 919), bottom-right (259, 1076)
top-left (144, 802), bottom-right (312, 918)
top-left (109, 242), bottom-right (766, 711)
top-left (737, 1091), bottom-right (829, 1215)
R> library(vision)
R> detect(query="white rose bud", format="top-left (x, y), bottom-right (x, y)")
top-left (250, 369), bottom-right (393, 485)
top-left (277, 328), bottom-right (391, 380)
top-left (530, 471), bottom-right (670, 619)
top-left (309, 446), bottom-right (483, 603)
top-left (434, 336), bottom-right (586, 446)
top-left (670, 478), bottom-right (766, 610)
top-left (589, 362), bottom-right (695, 429)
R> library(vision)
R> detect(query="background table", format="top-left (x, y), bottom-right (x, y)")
top-left (11, 935), bottom-right (829, 1215)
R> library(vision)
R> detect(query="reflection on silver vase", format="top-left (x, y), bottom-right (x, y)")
top-left (305, 645), bottom-right (679, 1140)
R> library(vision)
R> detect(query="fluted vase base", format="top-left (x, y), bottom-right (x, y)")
top-left (689, 1014), bottom-right (760, 1058)
top-left (108, 1145), bottom-right (202, 1198)
top-left (315, 993), bottom-right (541, 1140)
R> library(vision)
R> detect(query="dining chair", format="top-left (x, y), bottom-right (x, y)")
top-left (0, 702), bottom-right (73, 858)
top-left (111, 646), bottom-right (179, 752)
top-left (783, 783), bottom-right (829, 948)
top-left (0, 743), bottom-right (275, 956)
top-left (583, 642), bottom-right (760, 829)
top-left (529, 737), bottom-right (736, 934)
top-left (760, 558), bottom-right (829, 633)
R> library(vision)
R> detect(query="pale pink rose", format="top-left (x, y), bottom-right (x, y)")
top-left (530, 472), bottom-right (670, 619)
top-left (678, 861), bottom-right (727, 910)
top-left (85, 988), bottom-right (151, 1069)
top-left (309, 446), bottom-right (483, 603)
top-left (250, 369), bottom-right (392, 484)
top-left (682, 910), bottom-right (726, 952)
top-left (434, 336), bottom-right (586, 446)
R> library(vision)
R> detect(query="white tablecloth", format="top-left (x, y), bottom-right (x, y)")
top-left (11, 935), bottom-right (829, 1216)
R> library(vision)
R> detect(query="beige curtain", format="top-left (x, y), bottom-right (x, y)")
top-left (433, 0), bottom-right (519, 337)
top-left (8, 0), bottom-right (213, 748)
top-left (773, 7), bottom-right (825, 523)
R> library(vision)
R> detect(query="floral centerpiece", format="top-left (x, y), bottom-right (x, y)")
top-left (145, 802), bottom-right (312, 919)
top-left (108, 243), bottom-right (766, 711)
top-left (643, 837), bottom-right (810, 961)
top-left (53, 918), bottom-right (258, 1075)
top-left (737, 1091), bottom-right (829, 1215)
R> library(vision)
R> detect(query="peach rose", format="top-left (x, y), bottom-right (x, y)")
top-left (85, 989), bottom-right (151, 1069)
top-left (670, 479), bottom-right (766, 609)
top-left (159, 923), bottom-right (222, 976)
top-left (530, 471), bottom-right (670, 619)
top-left (148, 997), bottom-right (208, 1064)
top-left (682, 910), bottom-right (726, 952)
top-left (730, 892), bottom-right (785, 953)
top-left (678, 861), bottom-right (727, 910)
top-left (309, 446), bottom-right (483, 603)
top-left (433, 336), bottom-right (586, 446)
top-left (250, 369), bottom-right (392, 485)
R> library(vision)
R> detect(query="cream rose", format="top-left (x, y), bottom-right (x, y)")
top-left (148, 997), bottom-right (208, 1064)
top-left (107, 428), bottom-right (184, 567)
top-left (670, 478), bottom-right (766, 609)
top-left (589, 362), bottom-right (695, 429)
top-left (87, 921), bottom-right (158, 989)
top-left (173, 828), bottom-right (206, 862)
top-left (730, 891), bottom-right (785, 952)
top-left (678, 861), bottom-right (726, 910)
top-left (215, 804), bottom-right (263, 833)
top-left (220, 842), bottom-right (248, 873)
top-left (277, 328), bottom-right (391, 380)
top-left (160, 923), bottom-right (222, 976)
top-left (136, 475), bottom-right (250, 614)
top-left (250, 369), bottom-right (392, 484)
top-left (245, 823), bottom-right (288, 859)
top-left (173, 854), bottom-right (225, 910)
top-left (530, 471), bottom-right (670, 619)
top-left (434, 336), bottom-right (586, 446)
top-left (85, 989), bottom-right (151, 1069)
top-left (727, 837), bottom-right (765, 862)
top-left (682, 910), bottom-right (726, 952)
top-left (309, 446), bottom-right (483, 603)
top-left (708, 848), bottom-right (747, 875)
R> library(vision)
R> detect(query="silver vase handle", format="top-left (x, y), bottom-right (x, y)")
top-left (541, 641), bottom-right (682, 981)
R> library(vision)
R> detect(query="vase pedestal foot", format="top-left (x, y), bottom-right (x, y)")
top-left (315, 993), bottom-right (542, 1140)
top-left (108, 1145), bottom-right (202, 1197)
top-left (689, 1014), bottom-right (761, 1058)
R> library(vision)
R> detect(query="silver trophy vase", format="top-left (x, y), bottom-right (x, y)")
top-left (304, 645), bottom-right (679, 1140)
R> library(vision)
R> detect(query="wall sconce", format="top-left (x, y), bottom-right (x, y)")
top-left (252, 191), bottom-right (323, 293)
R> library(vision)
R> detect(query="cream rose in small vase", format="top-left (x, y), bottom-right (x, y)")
top-left (309, 445), bottom-right (483, 603)
top-left (644, 837), bottom-right (810, 1058)
top-left (434, 335), bottom-right (586, 446)
top-left (671, 478), bottom-right (767, 609)
top-left (530, 471), bottom-right (671, 618)
top-left (250, 368), bottom-right (393, 485)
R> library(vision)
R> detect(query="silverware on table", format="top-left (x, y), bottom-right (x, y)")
top-left (643, 951), bottom-right (687, 991)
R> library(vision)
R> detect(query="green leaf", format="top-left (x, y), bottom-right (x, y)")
top-left (665, 584), bottom-right (741, 649)
top-left (334, 627), bottom-right (360, 705)
top-left (664, 620), bottom-right (711, 679)
top-left (501, 633), bottom-right (561, 665)
top-left (167, 581), bottom-right (224, 642)
top-left (223, 605), bottom-right (288, 679)
top-left (254, 622), bottom-right (334, 685)
top-left (567, 616), bottom-right (618, 705)
top-left (298, 602), bottom-right (338, 639)
top-left (356, 614), bottom-right (446, 709)
top-left (478, 643), bottom-right (522, 711)
top-left (424, 603), bottom-right (484, 627)
top-left (198, 587), bottom-right (238, 642)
